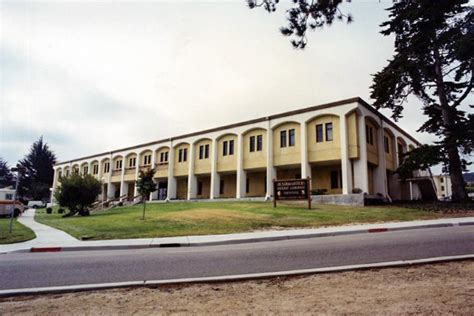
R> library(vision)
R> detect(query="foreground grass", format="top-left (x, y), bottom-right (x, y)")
top-left (34, 201), bottom-right (448, 240)
top-left (0, 218), bottom-right (36, 244)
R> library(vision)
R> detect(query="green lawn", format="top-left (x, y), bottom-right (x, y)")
top-left (0, 218), bottom-right (36, 244)
top-left (34, 201), bottom-right (446, 240)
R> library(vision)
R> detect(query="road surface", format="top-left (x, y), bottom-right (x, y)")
top-left (1, 226), bottom-right (473, 290)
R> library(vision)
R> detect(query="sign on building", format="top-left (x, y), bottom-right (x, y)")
top-left (273, 178), bottom-right (311, 209)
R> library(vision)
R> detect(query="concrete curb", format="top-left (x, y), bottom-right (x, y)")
top-left (1, 254), bottom-right (473, 297)
top-left (5, 220), bottom-right (470, 253)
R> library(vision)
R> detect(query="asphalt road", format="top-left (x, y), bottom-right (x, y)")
top-left (1, 226), bottom-right (473, 290)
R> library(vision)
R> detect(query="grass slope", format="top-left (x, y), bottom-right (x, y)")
top-left (0, 218), bottom-right (36, 244)
top-left (35, 201), bottom-right (444, 240)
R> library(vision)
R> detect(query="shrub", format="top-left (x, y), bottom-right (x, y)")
top-left (311, 189), bottom-right (327, 195)
top-left (352, 188), bottom-right (363, 194)
top-left (46, 207), bottom-right (52, 214)
top-left (54, 173), bottom-right (101, 217)
top-left (58, 208), bottom-right (65, 214)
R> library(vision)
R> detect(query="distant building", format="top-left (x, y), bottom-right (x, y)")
top-left (432, 175), bottom-right (452, 200)
top-left (0, 187), bottom-right (15, 200)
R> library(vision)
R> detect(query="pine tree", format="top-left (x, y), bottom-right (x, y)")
top-left (249, 0), bottom-right (473, 201)
top-left (0, 158), bottom-right (14, 188)
top-left (18, 137), bottom-right (57, 200)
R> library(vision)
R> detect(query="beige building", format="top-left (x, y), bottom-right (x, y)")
top-left (52, 97), bottom-right (432, 203)
top-left (432, 174), bottom-right (452, 200)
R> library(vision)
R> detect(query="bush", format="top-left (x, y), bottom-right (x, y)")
top-left (58, 208), bottom-right (65, 214)
top-left (352, 188), bottom-right (363, 194)
top-left (46, 207), bottom-right (52, 214)
top-left (54, 173), bottom-right (101, 217)
top-left (311, 189), bottom-right (327, 195)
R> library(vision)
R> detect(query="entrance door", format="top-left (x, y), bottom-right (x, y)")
top-left (128, 183), bottom-right (135, 198)
top-left (158, 181), bottom-right (168, 200)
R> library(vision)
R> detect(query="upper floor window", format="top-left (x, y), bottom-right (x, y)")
top-left (115, 160), bottom-right (122, 170)
top-left (257, 135), bottom-right (263, 151)
top-left (65, 170), bottom-right (70, 177)
top-left (83, 166), bottom-right (88, 175)
top-left (199, 144), bottom-right (210, 160)
top-left (5, 194), bottom-right (13, 200)
top-left (128, 157), bottom-right (136, 168)
top-left (143, 154), bottom-right (152, 165)
top-left (249, 136), bottom-right (256, 152)
top-left (288, 129), bottom-right (295, 146)
top-left (440, 177), bottom-right (444, 183)
top-left (93, 164), bottom-right (99, 175)
top-left (325, 123), bottom-right (333, 141)
top-left (366, 125), bottom-right (374, 145)
top-left (316, 124), bottom-right (324, 143)
top-left (160, 151), bottom-right (168, 163)
top-left (222, 140), bottom-right (234, 156)
top-left (104, 162), bottom-right (110, 173)
top-left (229, 140), bottom-right (234, 155)
top-left (384, 136), bottom-right (390, 154)
top-left (58, 171), bottom-right (62, 178)
top-left (280, 130), bottom-right (287, 148)
top-left (178, 148), bottom-right (187, 162)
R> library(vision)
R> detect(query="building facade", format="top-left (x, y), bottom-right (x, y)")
top-left (52, 97), bottom-right (427, 203)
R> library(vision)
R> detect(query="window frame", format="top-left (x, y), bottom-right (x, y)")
top-left (325, 123), bottom-right (333, 142)
top-left (280, 130), bottom-right (287, 148)
top-left (249, 136), bottom-right (256, 152)
top-left (257, 135), bottom-right (263, 151)
top-left (229, 140), bottom-right (234, 155)
top-left (316, 124), bottom-right (323, 143)
top-left (288, 128), bottom-right (295, 146)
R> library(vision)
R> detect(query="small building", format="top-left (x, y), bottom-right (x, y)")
top-left (432, 174), bottom-right (452, 200)
top-left (0, 187), bottom-right (16, 200)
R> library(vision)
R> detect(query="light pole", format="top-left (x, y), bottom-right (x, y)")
top-left (9, 166), bottom-right (24, 233)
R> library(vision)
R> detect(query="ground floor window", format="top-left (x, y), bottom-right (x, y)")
top-left (197, 181), bottom-right (203, 195)
top-left (219, 180), bottom-right (224, 195)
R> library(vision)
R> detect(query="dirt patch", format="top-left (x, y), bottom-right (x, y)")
top-left (1, 261), bottom-right (473, 315)
top-left (159, 208), bottom-right (268, 221)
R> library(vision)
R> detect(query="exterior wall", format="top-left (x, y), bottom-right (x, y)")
top-left (217, 134), bottom-right (238, 173)
top-left (272, 122), bottom-right (301, 167)
top-left (194, 139), bottom-right (212, 175)
top-left (311, 165), bottom-right (343, 195)
top-left (307, 115), bottom-right (340, 163)
top-left (243, 128), bottom-right (267, 170)
top-left (52, 98), bottom-right (422, 205)
top-left (433, 175), bottom-right (452, 199)
top-left (196, 176), bottom-right (211, 199)
top-left (174, 143), bottom-right (190, 177)
top-left (155, 146), bottom-right (170, 178)
top-left (384, 129), bottom-right (396, 171)
top-left (246, 171), bottom-right (266, 197)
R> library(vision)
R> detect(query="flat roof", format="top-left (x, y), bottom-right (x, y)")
top-left (55, 97), bottom-right (421, 166)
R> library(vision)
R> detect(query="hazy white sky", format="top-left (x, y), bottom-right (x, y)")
top-left (1, 0), bottom-right (472, 172)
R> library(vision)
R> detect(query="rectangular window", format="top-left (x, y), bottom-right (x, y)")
top-left (161, 152), bottom-right (164, 163)
top-left (93, 165), bottom-right (99, 174)
top-left (366, 125), bottom-right (374, 145)
top-left (384, 136), bottom-right (390, 153)
top-left (440, 177), bottom-right (444, 183)
top-left (178, 149), bottom-right (183, 162)
top-left (370, 127), bottom-right (374, 145)
top-left (164, 152), bottom-right (168, 162)
top-left (441, 186), bottom-right (445, 191)
top-left (229, 140), bottom-right (234, 155)
top-left (83, 166), bottom-right (88, 175)
top-left (219, 180), bottom-right (224, 195)
top-left (5, 194), bottom-right (13, 200)
top-left (249, 136), bottom-right (256, 152)
top-left (197, 181), bottom-right (203, 195)
top-left (330, 170), bottom-right (339, 189)
top-left (316, 124), bottom-right (323, 142)
top-left (289, 129), bottom-right (295, 146)
top-left (129, 157), bottom-right (136, 168)
top-left (116, 160), bottom-right (122, 170)
top-left (144, 155), bottom-right (151, 165)
top-left (183, 148), bottom-right (187, 162)
top-left (246, 178), bottom-right (250, 194)
top-left (325, 123), bottom-right (333, 141)
top-left (223, 141), bottom-right (228, 156)
top-left (205, 144), bottom-right (209, 159)
top-left (104, 162), bottom-right (110, 173)
top-left (280, 130), bottom-right (287, 148)
top-left (257, 135), bottom-right (263, 151)
top-left (199, 145), bottom-right (204, 160)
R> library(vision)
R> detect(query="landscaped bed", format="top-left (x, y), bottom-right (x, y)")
top-left (33, 201), bottom-right (470, 241)
top-left (0, 218), bottom-right (36, 244)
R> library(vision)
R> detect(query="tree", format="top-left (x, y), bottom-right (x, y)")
top-left (0, 158), bottom-right (14, 188)
top-left (18, 137), bottom-right (57, 201)
top-left (248, 0), bottom-right (473, 201)
top-left (136, 168), bottom-right (157, 220)
top-left (54, 173), bottom-right (101, 217)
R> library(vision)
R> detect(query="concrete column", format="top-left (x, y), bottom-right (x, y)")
top-left (374, 121), bottom-right (388, 196)
top-left (149, 149), bottom-right (157, 201)
top-left (266, 120), bottom-right (276, 200)
top-left (119, 157), bottom-right (126, 201)
top-left (210, 138), bottom-right (220, 199)
top-left (353, 114), bottom-right (369, 193)
top-left (236, 133), bottom-right (247, 199)
top-left (167, 143), bottom-right (177, 200)
top-left (339, 113), bottom-right (353, 194)
top-left (106, 153), bottom-right (113, 199)
top-left (133, 152), bottom-right (140, 201)
top-left (187, 143), bottom-right (197, 200)
top-left (300, 121), bottom-right (311, 179)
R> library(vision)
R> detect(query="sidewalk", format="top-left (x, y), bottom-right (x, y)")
top-left (2, 209), bottom-right (473, 254)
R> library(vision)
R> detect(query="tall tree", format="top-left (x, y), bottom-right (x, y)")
top-left (0, 158), bottom-right (14, 188)
top-left (18, 137), bottom-right (57, 200)
top-left (248, 0), bottom-right (473, 201)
